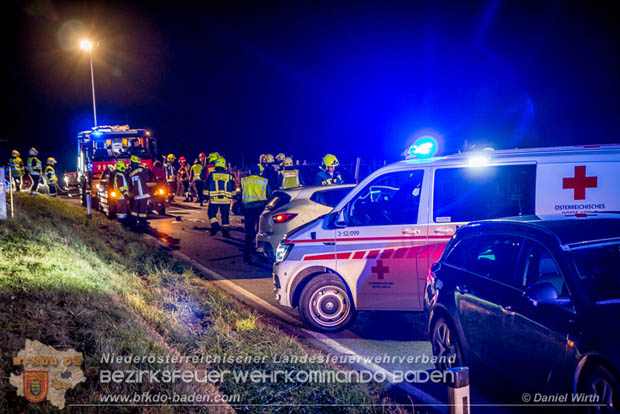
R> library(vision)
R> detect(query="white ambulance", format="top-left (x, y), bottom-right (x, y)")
top-left (272, 144), bottom-right (620, 331)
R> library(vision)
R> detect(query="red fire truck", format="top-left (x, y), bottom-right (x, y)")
top-left (77, 125), bottom-right (167, 216)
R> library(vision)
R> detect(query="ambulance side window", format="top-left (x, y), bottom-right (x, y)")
top-left (433, 164), bottom-right (536, 223)
top-left (348, 170), bottom-right (424, 226)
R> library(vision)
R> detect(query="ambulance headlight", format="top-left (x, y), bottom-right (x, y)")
top-left (275, 242), bottom-right (294, 263)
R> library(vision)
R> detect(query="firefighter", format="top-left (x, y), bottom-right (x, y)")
top-left (190, 158), bottom-right (204, 206)
top-left (164, 153), bottom-right (177, 202)
top-left (113, 161), bottom-right (130, 223)
top-left (241, 164), bottom-right (272, 263)
top-left (257, 154), bottom-right (266, 174)
top-left (9, 150), bottom-right (24, 192)
top-left (260, 153), bottom-right (278, 186)
top-left (278, 157), bottom-right (302, 189)
top-left (314, 154), bottom-right (344, 186)
top-left (275, 153), bottom-right (286, 171)
top-left (128, 155), bottom-right (151, 227)
top-left (45, 157), bottom-right (58, 197)
top-left (177, 156), bottom-right (191, 201)
top-left (206, 152), bottom-right (219, 176)
top-left (26, 147), bottom-right (43, 194)
top-left (206, 156), bottom-right (233, 237)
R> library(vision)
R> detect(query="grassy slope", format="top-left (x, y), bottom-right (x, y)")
top-left (0, 195), bottom-right (406, 414)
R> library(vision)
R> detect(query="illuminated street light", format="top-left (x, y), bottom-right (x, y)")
top-left (80, 39), bottom-right (97, 126)
top-left (79, 39), bottom-right (93, 51)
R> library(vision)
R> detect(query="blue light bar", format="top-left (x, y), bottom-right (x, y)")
top-left (407, 136), bottom-right (438, 159)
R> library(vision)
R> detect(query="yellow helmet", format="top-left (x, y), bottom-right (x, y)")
top-left (115, 161), bottom-right (127, 172)
top-left (46, 157), bottom-right (57, 165)
top-left (215, 157), bottom-right (227, 169)
top-left (167, 153), bottom-right (176, 162)
top-left (208, 152), bottom-right (220, 163)
top-left (265, 153), bottom-right (275, 163)
top-left (284, 157), bottom-right (293, 167)
top-left (130, 155), bottom-right (141, 164)
top-left (275, 153), bottom-right (286, 163)
top-left (259, 153), bottom-right (266, 163)
top-left (322, 154), bottom-right (339, 169)
top-left (11, 150), bottom-right (20, 157)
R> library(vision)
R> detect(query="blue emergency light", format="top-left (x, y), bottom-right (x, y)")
top-left (407, 136), bottom-right (438, 159)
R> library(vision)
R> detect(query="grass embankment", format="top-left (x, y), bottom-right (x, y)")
top-left (0, 195), bottom-right (406, 413)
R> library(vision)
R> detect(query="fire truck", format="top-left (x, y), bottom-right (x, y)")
top-left (77, 125), bottom-right (167, 216)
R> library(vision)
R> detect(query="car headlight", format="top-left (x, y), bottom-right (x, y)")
top-left (275, 242), bottom-right (294, 263)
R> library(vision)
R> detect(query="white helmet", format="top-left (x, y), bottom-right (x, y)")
top-left (29, 147), bottom-right (38, 156)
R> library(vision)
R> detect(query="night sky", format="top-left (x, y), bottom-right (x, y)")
top-left (4, 0), bottom-right (619, 172)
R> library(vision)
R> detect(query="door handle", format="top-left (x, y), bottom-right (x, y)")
top-left (433, 227), bottom-right (455, 235)
top-left (402, 228), bottom-right (421, 235)
top-left (323, 241), bottom-right (335, 246)
top-left (500, 305), bottom-right (516, 316)
top-left (456, 285), bottom-right (469, 294)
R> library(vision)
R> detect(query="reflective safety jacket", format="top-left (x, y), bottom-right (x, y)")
top-left (9, 156), bottom-right (24, 176)
top-left (45, 165), bottom-right (57, 183)
top-left (314, 170), bottom-right (344, 186)
top-left (190, 163), bottom-right (203, 181)
top-left (206, 168), bottom-right (233, 204)
top-left (241, 174), bottom-right (269, 208)
top-left (27, 156), bottom-right (42, 176)
top-left (164, 162), bottom-right (177, 182)
top-left (113, 171), bottom-right (129, 199)
top-left (128, 166), bottom-right (151, 200)
top-left (279, 169), bottom-right (301, 189)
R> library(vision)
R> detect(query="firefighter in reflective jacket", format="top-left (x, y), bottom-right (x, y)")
top-left (206, 152), bottom-right (219, 178)
top-left (113, 161), bottom-right (130, 223)
top-left (177, 157), bottom-right (191, 201)
top-left (190, 158), bottom-right (204, 206)
top-left (241, 165), bottom-right (272, 263)
top-left (206, 157), bottom-right (233, 237)
top-left (128, 155), bottom-right (151, 226)
top-left (26, 147), bottom-right (43, 194)
top-left (45, 157), bottom-right (58, 197)
top-left (314, 153), bottom-right (344, 186)
top-left (278, 157), bottom-right (302, 189)
top-left (9, 150), bottom-right (24, 191)
top-left (164, 153), bottom-right (177, 202)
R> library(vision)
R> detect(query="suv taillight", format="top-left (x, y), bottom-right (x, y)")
top-left (272, 213), bottom-right (297, 223)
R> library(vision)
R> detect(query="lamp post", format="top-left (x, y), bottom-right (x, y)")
top-left (80, 39), bottom-right (97, 127)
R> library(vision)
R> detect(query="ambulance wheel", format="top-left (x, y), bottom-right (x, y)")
top-left (299, 273), bottom-right (356, 332)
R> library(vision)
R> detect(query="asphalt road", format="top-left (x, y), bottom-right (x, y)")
top-left (64, 195), bottom-right (518, 413)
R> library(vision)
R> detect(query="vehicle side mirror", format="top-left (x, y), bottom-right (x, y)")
top-left (327, 210), bottom-right (347, 228)
top-left (525, 282), bottom-right (558, 306)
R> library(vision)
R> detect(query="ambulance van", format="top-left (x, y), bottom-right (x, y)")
top-left (272, 145), bottom-right (620, 331)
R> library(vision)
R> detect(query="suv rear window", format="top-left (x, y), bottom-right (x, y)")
top-left (433, 164), bottom-right (535, 223)
top-left (266, 192), bottom-right (292, 211)
top-left (310, 188), bottom-right (351, 208)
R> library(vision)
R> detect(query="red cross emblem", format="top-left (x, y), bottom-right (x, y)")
top-left (563, 166), bottom-right (597, 200)
top-left (371, 260), bottom-right (390, 280)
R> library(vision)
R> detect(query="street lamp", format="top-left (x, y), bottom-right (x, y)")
top-left (80, 39), bottom-right (97, 127)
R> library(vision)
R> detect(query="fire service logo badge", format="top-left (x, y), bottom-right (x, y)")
top-left (10, 339), bottom-right (86, 409)
top-left (23, 371), bottom-right (49, 403)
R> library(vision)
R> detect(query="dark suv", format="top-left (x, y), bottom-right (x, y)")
top-left (424, 217), bottom-right (620, 409)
